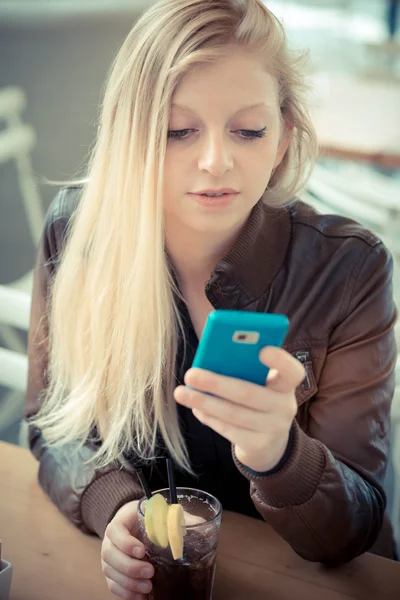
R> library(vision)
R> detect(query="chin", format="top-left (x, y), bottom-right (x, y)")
top-left (186, 208), bottom-right (246, 233)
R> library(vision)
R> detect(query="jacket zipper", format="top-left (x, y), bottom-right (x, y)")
top-left (294, 350), bottom-right (311, 390)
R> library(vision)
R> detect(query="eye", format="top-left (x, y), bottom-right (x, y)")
top-left (166, 127), bottom-right (268, 141)
top-left (167, 129), bottom-right (194, 140)
top-left (236, 127), bottom-right (268, 141)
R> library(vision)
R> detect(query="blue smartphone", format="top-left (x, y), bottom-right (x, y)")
top-left (191, 310), bottom-right (289, 386)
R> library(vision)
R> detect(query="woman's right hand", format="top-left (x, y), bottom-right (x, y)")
top-left (101, 500), bottom-right (154, 599)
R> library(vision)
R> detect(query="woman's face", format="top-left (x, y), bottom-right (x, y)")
top-left (163, 48), bottom-right (290, 235)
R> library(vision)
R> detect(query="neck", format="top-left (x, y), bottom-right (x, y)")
top-left (165, 218), bottom-right (246, 288)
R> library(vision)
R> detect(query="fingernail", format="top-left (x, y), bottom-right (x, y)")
top-left (268, 368), bottom-right (279, 379)
top-left (138, 581), bottom-right (152, 593)
top-left (133, 546), bottom-right (144, 558)
top-left (141, 567), bottom-right (153, 578)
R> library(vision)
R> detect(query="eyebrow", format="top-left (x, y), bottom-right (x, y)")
top-left (171, 102), bottom-right (274, 116)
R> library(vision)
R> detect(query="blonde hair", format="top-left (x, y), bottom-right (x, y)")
top-left (31, 0), bottom-right (318, 472)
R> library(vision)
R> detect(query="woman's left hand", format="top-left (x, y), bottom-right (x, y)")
top-left (174, 346), bottom-right (306, 472)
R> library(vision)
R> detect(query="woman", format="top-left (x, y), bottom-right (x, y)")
top-left (25, 0), bottom-right (398, 598)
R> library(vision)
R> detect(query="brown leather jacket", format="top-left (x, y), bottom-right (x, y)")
top-left (25, 186), bottom-right (398, 563)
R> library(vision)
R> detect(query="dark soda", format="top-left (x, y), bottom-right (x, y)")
top-left (147, 530), bottom-right (218, 600)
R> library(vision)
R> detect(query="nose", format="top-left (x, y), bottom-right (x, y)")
top-left (197, 131), bottom-right (234, 177)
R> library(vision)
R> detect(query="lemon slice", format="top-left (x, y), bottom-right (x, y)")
top-left (144, 494), bottom-right (169, 548)
top-left (167, 503), bottom-right (186, 560)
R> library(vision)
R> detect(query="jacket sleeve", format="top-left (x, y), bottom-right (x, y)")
top-left (233, 241), bottom-right (398, 563)
top-left (24, 190), bottom-right (143, 538)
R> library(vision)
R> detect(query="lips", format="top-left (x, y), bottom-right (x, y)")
top-left (192, 188), bottom-right (238, 195)
top-left (190, 191), bottom-right (238, 208)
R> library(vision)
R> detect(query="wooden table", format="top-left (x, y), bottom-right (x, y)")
top-left (1, 441), bottom-right (400, 600)
top-left (310, 72), bottom-right (400, 168)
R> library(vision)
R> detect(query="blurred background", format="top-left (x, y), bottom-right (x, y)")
top-left (0, 0), bottom-right (399, 551)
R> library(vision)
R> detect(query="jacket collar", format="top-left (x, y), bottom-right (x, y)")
top-left (205, 199), bottom-right (292, 309)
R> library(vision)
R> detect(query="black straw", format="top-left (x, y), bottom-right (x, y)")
top-left (167, 458), bottom-right (178, 504)
top-left (137, 469), bottom-right (152, 500)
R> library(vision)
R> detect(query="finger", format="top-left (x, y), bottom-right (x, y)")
top-left (103, 563), bottom-right (152, 594)
top-left (192, 409), bottom-right (258, 447)
top-left (175, 387), bottom-right (270, 432)
top-left (101, 542), bottom-right (153, 579)
top-left (106, 578), bottom-right (145, 600)
top-left (192, 410), bottom-right (296, 468)
top-left (106, 520), bottom-right (145, 558)
top-left (183, 368), bottom-right (267, 410)
top-left (260, 347), bottom-right (306, 392)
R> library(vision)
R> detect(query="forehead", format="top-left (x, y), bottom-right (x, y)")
top-left (171, 51), bottom-right (279, 117)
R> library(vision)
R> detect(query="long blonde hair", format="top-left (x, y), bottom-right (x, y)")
top-left (31, 0), bottom-right (318, 472)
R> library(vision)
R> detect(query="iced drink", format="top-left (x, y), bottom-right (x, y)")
top-left (137, 487), bottom-right (222, 600)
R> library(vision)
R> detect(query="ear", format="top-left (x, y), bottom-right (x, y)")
top-left (273, 120), bottom-right (293, 169)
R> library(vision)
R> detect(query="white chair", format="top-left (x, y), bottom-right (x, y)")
top-left (0, 85), bottom-right (44, 353)
top-left (0, 85), bottom-right (44, 435)
top-left (0, 86), bottom-right (44, 251)
top-left (0, 285), bottom-right (30, 434)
